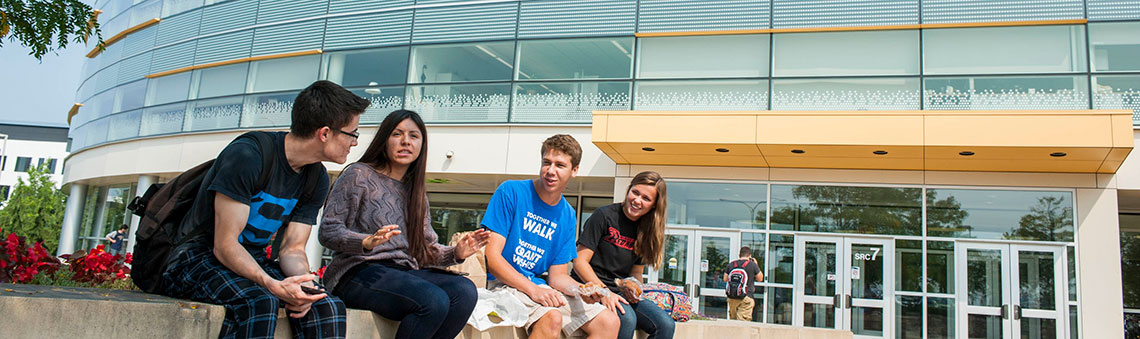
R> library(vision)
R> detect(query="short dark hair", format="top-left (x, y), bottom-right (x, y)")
top-left (119, 224), bottom-right (129, 231)
top-left (290, 80), bottom-right (370, 138)
top-left (739, 246), bottom-right (752, 257)
top-left (541, 134), bottom-right (582, 167)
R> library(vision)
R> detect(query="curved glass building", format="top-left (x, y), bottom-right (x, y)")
top-left (63, 0), bottom-right (1140, 338)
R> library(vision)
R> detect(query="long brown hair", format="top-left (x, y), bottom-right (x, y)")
top-left (356, 110), bottom-right (436, 265)
top-left (626, 171), bottom-right (667, 269)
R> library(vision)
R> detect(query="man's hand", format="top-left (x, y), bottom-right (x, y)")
top-left (525, 285), bottom-right (567, 308)
top-left (363, 225), bottom-right (401, 251)
top-left (266, 274), bottom-right (326, 318)
top-left (455, 228), bottom-right (490, 259)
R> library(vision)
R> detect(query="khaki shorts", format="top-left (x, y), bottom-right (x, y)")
top-left (489, 281), bottom-right (607, 336)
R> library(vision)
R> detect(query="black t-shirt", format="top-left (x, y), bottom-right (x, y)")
top-left (572, 203), bottom-right (643, 292)
top-left (723, 259), bottom-right (762, 295)
top-left (181, 132), bottom-right (329, 256)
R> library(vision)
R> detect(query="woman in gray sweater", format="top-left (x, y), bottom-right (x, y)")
top-left (319, 110), bottom-right (489, 339)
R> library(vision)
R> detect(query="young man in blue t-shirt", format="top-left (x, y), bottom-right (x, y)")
top-left (482, 134), bottom-right (619, 339)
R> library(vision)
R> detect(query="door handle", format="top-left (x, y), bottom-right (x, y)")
top-left (845, 294), bottom-right (852, 309)
top-left (692, 284), bottom-right (700, 298)
top-left (1013, 305), bottom-right (1022, 320)
top-left (1000, 304), bottom-right (1008, 319)
top-left (833, 294), bottom-right (841, 309)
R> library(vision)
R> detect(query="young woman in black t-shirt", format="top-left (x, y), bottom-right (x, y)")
top-left (572, 171), bottom-right (674, 339)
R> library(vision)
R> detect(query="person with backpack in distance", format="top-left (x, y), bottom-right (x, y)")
top-left (152, 80), bottom-right (368, 338)
top-left (722, 246), bottom-right (765, 321)
top-left (482, 134), bottom-right (620, 339)
top-left (571, 171), bottom-right (675, 339)
top-left (105, 224), bottom-right (129, 255)
top-left (318, 109), bottom-right (490, 339)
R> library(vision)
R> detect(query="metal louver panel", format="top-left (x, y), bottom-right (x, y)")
top-left (195, 30), bottom-right (253, 65)
top-left (638, 0), bottom-right (771, 32)
top-left (774, 0), bottom-right (918, 28)
top-left (120, 25), bottom-right (157, 56)
top-left (519, 0), bottom-right (635, 38)
top-left (252, 19), bottom-right (326, 56)
top-left (156, 8), bottom-right (201, 45)
top-left (96, 63), bottom-right (120, 94)
top-left (922, 0), bottom-right (1084, 24)
top-left (118, 52), bottom-right (153, 83)
top-left (1088, 0), bottom-right (1140, 20)
top-left (412, 2), bottom-right (518, 43)
top-left (257, 0), bottom-right (328, 24)
top-left (150, 40), bottom-right (197, 73)
top-left (200, 0), bottom-right (257, 35)
top-left (329, 0), bottom-right (413, 15)
top-left (324, 10), bottom-right (413, 50)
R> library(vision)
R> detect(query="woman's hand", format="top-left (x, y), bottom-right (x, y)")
top-left (363, 225), bottom-right (401, 251)
top-left (600, 292), bottom-right (628, 315)
top-left (455, 228), bottom-right (490, 259)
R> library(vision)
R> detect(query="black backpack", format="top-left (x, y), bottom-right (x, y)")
top-left (126, 131), bottom-right (324, 293)
top-left (725, 259), bottom-right (751, 299)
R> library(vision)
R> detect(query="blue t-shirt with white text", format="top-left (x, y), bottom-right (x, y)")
top-left (481, 179), bottom-right (577, 286)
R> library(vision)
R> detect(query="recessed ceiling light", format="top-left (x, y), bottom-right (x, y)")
top-left (959, 151), bottom-right (975, 156)
top-left (715, 148), bottom-right (730, 153)
top-left (1050, 152), bottom-right (1067, 157)
top-left (873, 150), bottom-right (888, 155)
top-left (791, 149), bottom-right (805, 154)
top-left (642, 147), bottom-right (655, 152)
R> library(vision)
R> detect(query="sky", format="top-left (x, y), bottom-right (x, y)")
top-left (0, 30), bottom-right (90, 128)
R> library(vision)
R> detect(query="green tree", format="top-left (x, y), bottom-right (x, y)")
top-left (0, 165), bottom-right (66, 252)
top-left (1003, 196), bottom-right (1074, 242)
top-left (0, 0), bottom-right (103, 59)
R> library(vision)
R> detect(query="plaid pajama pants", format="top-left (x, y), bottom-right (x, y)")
top-left (163, 243), bottom-right (346, 339)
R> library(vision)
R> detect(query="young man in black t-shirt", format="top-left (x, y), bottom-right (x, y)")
top-left (722, 246), bottom-right (764, 321)
top-left (161, 80), bottom-right (369, 339)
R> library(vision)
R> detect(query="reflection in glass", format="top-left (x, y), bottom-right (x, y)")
top-left (927, 189), bottom-right (1074, 242)
top-left (350, 87), bottom-right (404, 125)
top-left (924, 25), bottom-right (1087, 74)
top-left (771, 78), bottom-right (920, 110)
top-left (1067, 246), bottom-right (1076, 303)
top-left (185, 96), bottom-right (242, 132)
top-left (850, 243), bottom-right (884, 300)
top-left (405, 84), bottom-right (510, 122)
top-left (634, 80), bottom-right (767, 111)
top-left (517, 38), bottom-right (633, 80)
top-left (767, 287), bottom-right (793, 325)
top-left (325, 47), bottom-right (409, 87)
top-left (106, 110), bottom-right (142, 141)
top-left (750, 288), bottom-right (765, 322)
top-left (146, 72), bottom-right (192, 106)
top-left (1089, 22), bottom-right (1140, 72)
top-left (1127, 312), bottom-right (1140, 339)
top-left (637, 35), bottom-right (769, 78)
top-left (195, 62), bottom-right (249, 99)
top-left (241, 92), bottom-right (297, 128)
top-left (84, 118), bottom-right (109, 147)
top-left (897, 295), bottom-right (922, 339)
top-left (852, 306), bottom-right (884, 336)
top-left (701, 236), bottom-right (730, 289)
top-left (667, 182), bottom-right (766, 229)
top-left (427, 193), bottom-right (490, 245)
top-left (967, 249), bottom-right (1003, 307)
top-left (804, 242), bottom-right (836, 297)
top-left (804, 303), bottom-right (836, 329)
top-left (512, 82), bottom-right (630, 123)
top-left (769, 234), bottom-right (794, 284)
top-left (968, 314), bottom-right (1004, 339)
top-left (659, 234), bottom-right (688, 286)
top-left (896, 239), bottom-right (922, 292)
top-left (928, 241), bottom-right (955, 294)
top-left (928, 297), bottom-right (956, 339)
top-left (248, 55), bottom-right (321, 93)
top-left (1121, 223), bottom-right (1140, 310)
top-left (770, 184), bottom-right (922, 235)
top-left (924, 75), bottom-right (1090, 111)
top-left (701, 296), bottom-right (728, 319)
top-left (1020, 318), bottom-right (1057, 339)
top-left (1069, 305), bottom-right (1078, 339)
top-left (742, 232), bottom-right (767, 282)
top-left (1018, 251), bottom-right (1056, 310)
top-left (139, 103), bottom-right (186, 136)
top-left (773, 30), bottom-right (919, 76)
top-left (114, 80), bottom-right (147, 113)
top-left (409, 42), bottom-right (513, 83)
top-left (1092, 75), bottom-right (1140, 118)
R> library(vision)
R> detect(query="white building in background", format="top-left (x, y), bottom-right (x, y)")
top-left (0, 123), bottom-right (70, 204)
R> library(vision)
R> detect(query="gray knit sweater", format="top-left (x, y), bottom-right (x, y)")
top-left (318, 162), bottom-right (459, 292)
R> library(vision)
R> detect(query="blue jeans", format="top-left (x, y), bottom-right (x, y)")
top-left (333, 262), bottom-right (477, 339)
top-left (617, 300), bottom-right (676, 339)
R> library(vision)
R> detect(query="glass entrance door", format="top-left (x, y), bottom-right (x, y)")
top-left (651, 229), bottom-right (739, 319)
top-left (794, 236), bottom-right (894, 339)
top-left (956, 243), bottom-right (1067, 339)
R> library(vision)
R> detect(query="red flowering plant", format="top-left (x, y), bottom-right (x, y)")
top-left (61, 245), bottom-right (132, 285)
top-left (0, 228), bottom-right (62, 283)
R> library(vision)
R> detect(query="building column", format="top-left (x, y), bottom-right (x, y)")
top-left (57, 184), bottom-right (88, 256)
top-left (305, 207), bottom-right (326, 271)
top-left (126, 175), bottom-right (158, 253)
top-left (1076, 188), bottom-right (1125, 339)
top-left (89, 186), bottom-right (108, 250)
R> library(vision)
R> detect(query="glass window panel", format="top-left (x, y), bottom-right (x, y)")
top-left (852, 307), bottom-right (885, 336)
top-left (240, 91), bottom-right (297, 128)
top-left (927, 189), bottom-right (1074, 242)
top-left (518, 38), bottom-right (633, 80)
top-left (770, 184), bottom-right (922, 235)
top-left (88, 90), bottom-right (116, 121)
top-left (927, 241), bottom-right (955, 294)
top-left (803, 303), bottom-right (836, 328)
top-left (579, 197), bottom-right (615, 231)
top-left (185, 96), bottom-right (242, 131)
top-left (114, 79), bottom-right (148, 113)
top-left (666, 182), bottom-right (766, 229)
top-left (1070, 305), bottom-right (1078, 339)
top-left (1120, 220), bottom-right (1140, 309)
top-left (896, 239), bottom-right (922, 292)
top-left (634, 80), bottom-right (768, 111)
top-left (1018, 250), bottom-right (1056, 310)
top-left (896, 295), bottom-right (923, 339)
top-left (1067, 246), bottom-right (1076, 302)
top-left (1020, 318), bottom-right (1057, 339)
top-left (512, 82), bottom-right (630, 123)
top-left (637, 35), bottom-right (769, 78)
top-left (146, 72), bottom-right (192, 106)
top-left (106, 110), bottom-right (141, 141)
top-left (1092, 75), bottom-right (1140, 120)
top-left (130, 0), bottom-right (162, 26)
top-left (700, 296), bottom-right (728, 319)
top-left (928, 297), bottom-right (956, 339)
top-left (405, 83), bottom-right (510, 123)
top-left (774, 30), bottom-right (918, 76)
top-left (1127, 312), bottom-right (1140, 339)
top-left (767, 286), bottom-right (793, 325)
top-left (102, 11), bottom-right (129, 36)
top-left (349, 86), bottom-right (404, 125)
top-left (194, 62), bottom-right (249, 99)
top-left (659, 232), bottom-right (689, 286)
top-left (409, 42), bottom-right (513, 83)
top-left (324, 47), bottom-right (409, 87)
top-left (771, 78), bottom-right (920, 110)
top-left (248, 55), bottom-right (320, 93)
top-left (1089, 22), bottom-right (1140, 72)
top-left (13, 157), bottom-right (32, 172)
top-left (768, 234), bottom-right (794, 285)
top-left (139, 102), bottom-right (186, 136)
top-left (924, 25), bottom-right (1087, 74)
top-left (162, 0), bottom-right (201, 17)
top-left (925, 75), bottom-right (1090, 110)
top-left (84, 117), bottom-right (110, 146)
top-left (750, 286), bottom-right (766, 322)
top-left (741, 232), bottom-right (766, 282)
top-left (428, 193), bottom-right (491, 245)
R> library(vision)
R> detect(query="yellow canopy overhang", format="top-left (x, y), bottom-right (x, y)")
top-left (592, 110), bottom-right (1134, 174)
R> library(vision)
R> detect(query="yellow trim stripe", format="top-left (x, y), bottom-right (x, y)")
top-left (87, 18), bottom-right (161, 58)
top-left (67, 103), bottom-right (84, 125)
top-left (145, 49), bottom-right (324, 78)
top-left (634, 19), bottom-right (1088, 37)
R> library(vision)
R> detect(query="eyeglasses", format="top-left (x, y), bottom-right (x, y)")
top-left (336, 129), bottom-right (360, 140)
